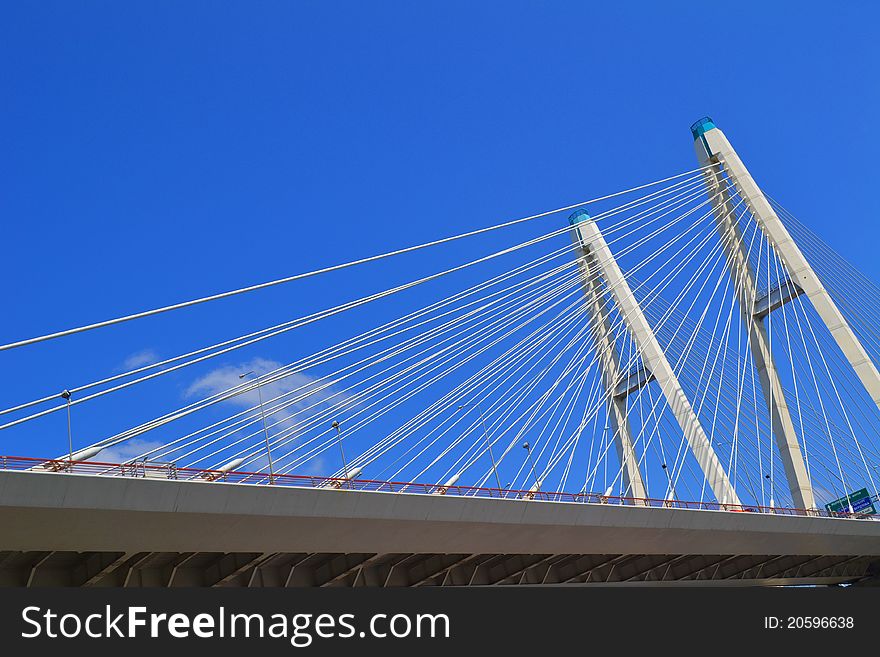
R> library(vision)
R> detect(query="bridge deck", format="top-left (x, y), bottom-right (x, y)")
top-left (1, 470), bottom-right (879, 586)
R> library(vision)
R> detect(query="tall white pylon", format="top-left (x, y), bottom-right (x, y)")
top-left (693, 117), bottom-right (815, 510)
top-left (692, 119), bottom-right (880, 408)
top-left (569, 210), bottom-right (741, 506)
top-left (569, 210), bottom-right (646, 501)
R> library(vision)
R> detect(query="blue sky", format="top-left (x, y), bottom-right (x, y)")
top-left (2, 1), bottom-right (879, 474)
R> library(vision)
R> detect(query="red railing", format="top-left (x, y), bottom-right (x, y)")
top-left (1, 454), bottom-right (876, 520)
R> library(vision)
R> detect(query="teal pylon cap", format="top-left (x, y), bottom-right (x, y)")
top-left (568, 208), bottom-right (591, 225)
top-left (690, 116), bottom-right (716, 140)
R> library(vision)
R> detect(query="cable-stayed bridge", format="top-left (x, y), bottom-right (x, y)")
top-left (2, 119), bottom-right (880, 586)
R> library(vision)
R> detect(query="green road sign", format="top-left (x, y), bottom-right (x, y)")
top-left (825, 487), bottom-right (876, 515)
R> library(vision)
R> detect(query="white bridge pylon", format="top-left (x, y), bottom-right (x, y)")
top-left (569, 209), bottom-right (740, 506)
top-left (695, 117), bottom-right (880, 510)
top-left (693, 118), bottom-right (815, 510)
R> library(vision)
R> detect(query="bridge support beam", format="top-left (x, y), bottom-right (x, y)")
top-left (693, 118), bottom-right (880, 417)
top-left (570, 210), bottom-right (646, 501)
top-left (693, 121), bottom-right (815, 510)
top-left (569, 212), bottom-right (740, 505)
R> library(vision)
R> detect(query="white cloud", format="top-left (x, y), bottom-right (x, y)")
top-left (185, 358), bottom-right (346, 416)
top-left (92, 439), bottom-right (165, 463)
top-left (121, 349), bottom-right (158, 370)
top-left (182, 359), bottom-right (351, 476)
top-left (302, 456), bottom-right (326, 476)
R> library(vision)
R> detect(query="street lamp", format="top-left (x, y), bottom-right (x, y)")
top-left (239, 370), bottom-right (275, 484)
top-left (60, 389), bottom-right (73, 468)
top-left (457, 402), bottom-right (502, 491)
top-left (331, 420), bottom-right (350, 481)
top-left (765, 473), bottom-right (775, 509)
top-left (660, 463), bottom-right (678, 505)
top-left (522, 441), bottom-right (541, 492)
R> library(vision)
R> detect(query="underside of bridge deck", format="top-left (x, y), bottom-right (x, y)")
top-left (1, 550), bottom-right (878, 587)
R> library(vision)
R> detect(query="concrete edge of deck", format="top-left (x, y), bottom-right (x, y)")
top-left (2, 470), bottom-right (880, 555)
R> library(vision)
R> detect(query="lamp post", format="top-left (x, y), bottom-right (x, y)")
top-left (239, 371), bottom-right (275, 484)
top-left (60, 389), bottom-right (73, 469)
top-left (457, 402), bottom-right (502, 491)
top-left (331, 420), bottom-right (349, 482)
top-left (522, 441), bottom-right (540, 492)
top-left (661, 463), bottom-right (677, 506)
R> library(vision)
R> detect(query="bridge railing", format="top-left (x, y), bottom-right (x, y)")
top-left (1, 454), bottom-right (877, 521)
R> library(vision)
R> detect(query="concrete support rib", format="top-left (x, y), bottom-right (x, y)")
top-left (693, 124), bottom-right (815, 510)
top-left (695, 121), bottom-right (880, 417)
top-left (570, 212), bottom-right (740, 505)
top-left (570, 212), bottom-right (646, 500)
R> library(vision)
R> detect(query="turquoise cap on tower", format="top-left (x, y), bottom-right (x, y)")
top-left (568, 208), bottom-right (591, 226)
top-left (690, 116), bottom-right (716, 140)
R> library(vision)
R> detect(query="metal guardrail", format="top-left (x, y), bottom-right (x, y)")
top-left (1, 454), bottom-right (877, 520)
